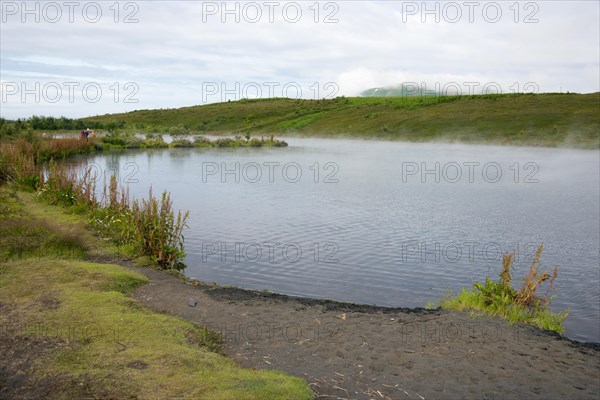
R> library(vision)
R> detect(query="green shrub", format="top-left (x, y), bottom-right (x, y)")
top-left (439, 245), bottom-right (569, 333)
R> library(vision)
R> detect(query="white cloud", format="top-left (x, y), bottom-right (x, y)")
top-left (1, 0), bottom-right (598, 118)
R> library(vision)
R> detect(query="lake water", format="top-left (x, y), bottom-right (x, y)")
top-left (78, 138), bottom-right (600, 343)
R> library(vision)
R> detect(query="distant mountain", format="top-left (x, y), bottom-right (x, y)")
top-left (360, 85), bottom-right (439, 97)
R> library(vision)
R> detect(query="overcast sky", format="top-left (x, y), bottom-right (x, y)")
top-left (1, 0), bottom-right (598, 119)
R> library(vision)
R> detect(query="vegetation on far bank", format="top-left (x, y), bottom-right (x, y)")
top-left (3, 92), bottom-right (596, 148)
top-left (101, 129), bottom-right (287, 149)
top-left (434, 245), bottom-right (569, 333)
top-left (0, 121), bottom-right (288, 149)
top-left (0, 187), bottom-right (312, 399)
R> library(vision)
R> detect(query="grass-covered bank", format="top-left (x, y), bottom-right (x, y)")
top-left (74, 93), bottom-right (599, 149)
top-left (0, 186), bottom-right (313, 399)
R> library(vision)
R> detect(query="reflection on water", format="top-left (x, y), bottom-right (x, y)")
top-left (77, 138), bottom-right (600, 343)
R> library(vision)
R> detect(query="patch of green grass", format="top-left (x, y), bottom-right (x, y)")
top-left (0, 190), bottom-right (89, 262)
top-left (277, 111), bottom-right (325, 130)
top-left (440, 289), bottom-right (568, 333)
top-left (0, 258), bottom-right (311, 399)
top-left (0, 218), bottom-right (87, 261)
top-left (0, 186), bottom-right (313, 399)
top-left (439, 288), bottom-right (568, 333)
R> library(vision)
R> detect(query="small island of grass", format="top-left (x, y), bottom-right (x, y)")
top-left (101, 131), bottom-right (287, 150)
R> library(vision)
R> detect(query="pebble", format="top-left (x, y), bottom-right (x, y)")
top-left (188, 298), bottom-right (197, 307)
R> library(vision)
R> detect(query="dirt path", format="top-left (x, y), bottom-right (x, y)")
top-left (128, 266), bottom-right (599, 400)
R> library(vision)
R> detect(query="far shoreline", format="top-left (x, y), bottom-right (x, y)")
top-left (32, 129), bottom-right (600, 151)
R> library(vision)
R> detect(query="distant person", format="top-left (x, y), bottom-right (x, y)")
top-left (80, 130), bottom-right (85, 140)
top-left (85, 128), bottom-right (90, 140)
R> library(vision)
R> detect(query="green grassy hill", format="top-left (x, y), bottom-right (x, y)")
top-left (83, 93), bottom-right (600, 148)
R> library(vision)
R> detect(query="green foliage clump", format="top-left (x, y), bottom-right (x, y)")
top-left (167, 125), bottom-right (191, 136)
top-left (101, 131), bottom-right (143, 148)
top-left (214, 137), bottom-right (238, 147)
top-left (142, 132), bottom-right (168, 148)
top-left (439, 245), bottom-right (569, 333)
top-left (35, 162), bottom-right (190, 272)
top-left (168, 126), bottom-right (194, 147)
top-left (130, 189), bottom-right (189, 271)
top-left (193, 135), bottom-right (212, 147)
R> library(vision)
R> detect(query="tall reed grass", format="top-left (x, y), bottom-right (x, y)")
top-left (131, 189), bottom-right (189, 270)
top-left (1, 137), bottom-right (189, 270)
top-left (42, 162), bottom-right (188, 270)
top-left (0, 138), bottom-right (94, 186)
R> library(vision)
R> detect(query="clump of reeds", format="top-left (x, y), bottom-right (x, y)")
top-left (0, 142), bottom-right (37, 185)
top-left (39, 163), bottom-right (189, 270)
top-left (440, 244), bottom-right (569, 333)
top-left (130, 188), bottom-right (189, 270)
top-left (40, 159), bottom-right (78, 205)
top-left (0, 137), bottom-right (95, 186)
top-left (499, 252), bottom-right (513, 286)
top-left (515, 244), bottom-right (559, 310)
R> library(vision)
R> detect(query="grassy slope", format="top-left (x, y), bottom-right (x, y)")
top-left (83, 93), bottom-right (600, 148)
top-left (0, 187), bottom-right (312, 400)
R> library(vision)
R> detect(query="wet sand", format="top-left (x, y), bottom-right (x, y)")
top-left (130, 266), bottom-right (600, 400)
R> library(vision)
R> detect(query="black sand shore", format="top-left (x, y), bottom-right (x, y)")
top-left (130, 266), bottom-right (600, 400)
